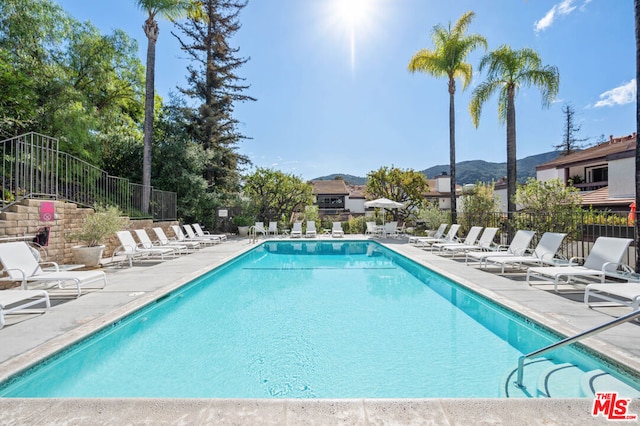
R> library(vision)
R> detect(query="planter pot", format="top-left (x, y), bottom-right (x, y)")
top-left (237, 226), bottom-right (249, 237)
top-left (72, 245), bottom-right (105, 267)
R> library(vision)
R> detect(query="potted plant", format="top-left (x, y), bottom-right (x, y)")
top-left (69, 205), bottom-right (127, 267)
top-left (232, 215), bottom-right (254, 236)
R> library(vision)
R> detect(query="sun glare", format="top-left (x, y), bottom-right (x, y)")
top-left (325, 0), bottom-right (382, 74)
top-left (335, 0), bottom-right (370, 27)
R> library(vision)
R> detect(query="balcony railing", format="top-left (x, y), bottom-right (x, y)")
top-left (0, 132), bottom-right (177, 221)
top-left (573, 181), bottom-right (608, 191)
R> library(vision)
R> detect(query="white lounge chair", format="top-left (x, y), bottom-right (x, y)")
top-left (268, 222), bottom-right (278, 237)
top-left (192, 223), bottom-right (226, 241)
top-left (0, 242), bottom-right (107, 298)
top-left (183, 224), bottom-right (219, 245)
top-left (332, 222), bottom-right (344, 238)
top-left (253, 222), bottom-right (267, 238)
top-left (365, 221), bottom-right (378, 237)
top-left (153, 227), bottom-right (199, 252)
top-left (0, 289), bottom-right (50, 329)
top-left (409, 223), bottom-right (447, 244)
top-left (384, 221), bottom-right (399, 238)
top-left (483, 232), bottom-right (567, 273)
top-left (171, 225), bottom-right (206, 248)
top-left (305, 221), bottom-right (317, 238)
top-left (134, 229), bottom-right (184, 255)
top-left (417, 224), bottom-right (461, 249)
top-left (291, 222), bottom-right (303, 238)
top-left (440, 227), bottom-right (499, 258)
top-left (526, 237), bottom-right (634, 291)
top-left (584, 283), bottom-right (640, 310)
top-left (433, 226), bottom-right (483, 253)
top-left (114, 231), bottom-right (175, 267)
top-left (465, 230), bottom-right (535, 266)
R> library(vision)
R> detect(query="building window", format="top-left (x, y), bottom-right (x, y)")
top-left (317, 196), bottom-right (344, 209)
top-left (586, 165), bottom-right (608, 183)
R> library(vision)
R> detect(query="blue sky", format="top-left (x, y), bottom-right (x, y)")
top-left (55, 0), bottom-right (636, 181)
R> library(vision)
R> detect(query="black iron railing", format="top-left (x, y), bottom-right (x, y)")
top-left (0, 132), bottom-right (177, 220)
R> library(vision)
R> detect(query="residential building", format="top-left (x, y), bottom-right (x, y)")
top-left (310, 179), bottom-right (366, 218)
top-left (424, 172), bottom-right (463, 210)
top-left (536, 133), bottom-right (636, 211)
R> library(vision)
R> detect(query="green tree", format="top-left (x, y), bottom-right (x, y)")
top-left (512, 178), bottom-right (581, 241)
top-left (0, 0), bottom-right (71, 138)
top-left (243, 168), bottom-right (314, 224)
top-left (408, 11), bottom-right (487, 224)
top-left (0, 0), bottom-right (145, 160)
top-left (469, 45), bottom-right (560, 224)
top-left (416, 202), bottom-right (450, 232)
top-left (460, 182), bottom-right (499, 229)
top-left (151, 98), bottom-right (216, 226)
top-left (365, 166), bottom-right (430, 223)
top-left (173, 0), bottom-right (254, 197)
top-left (58, 26), bottom-right (145, 160)
top-left (135, 0), bottom-right (201, 213)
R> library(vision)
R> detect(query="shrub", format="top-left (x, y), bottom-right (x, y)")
top-left (69, 205), bottom-right (126, 247)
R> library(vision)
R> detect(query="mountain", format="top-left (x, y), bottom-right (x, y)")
top-left (313, 174), bottom-right (368, 185)
top-left (313, 151), bottom-right (561, 185)
top-left (422, 151), bottom-right (561, 184)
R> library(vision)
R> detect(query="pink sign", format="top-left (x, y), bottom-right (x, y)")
top-left (39, 202), bottom-right (54, 222)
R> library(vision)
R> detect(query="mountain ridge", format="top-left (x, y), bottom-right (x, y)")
top-left (314, 151), bottom-right (561, 186)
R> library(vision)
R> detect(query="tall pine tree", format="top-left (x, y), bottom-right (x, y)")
top-left (172, 0), bottom-right (254, 197)
top-left (554, 103), bottom-right (587, 155)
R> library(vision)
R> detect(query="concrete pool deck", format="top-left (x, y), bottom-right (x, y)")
top-left (1, 236), bottom-right (639, 425)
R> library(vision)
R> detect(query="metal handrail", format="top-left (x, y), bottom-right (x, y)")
top-left (515, 309), bottom-right (640, 388)
top-left (248, 225), bottom-right (257, 243)
top-left (0, 132), bottom-right (177, 220)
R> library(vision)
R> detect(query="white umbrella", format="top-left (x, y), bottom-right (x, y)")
top-left (364, 197), bottom-right (405, 225)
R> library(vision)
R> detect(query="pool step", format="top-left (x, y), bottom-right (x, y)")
top-left (502, 359), bottom-right (640, 398)
top-left (501, 358), bottom-right (558, 398)
top-left (580, 369), bottom-right (640, 398)
top-left (536, 363), bottom-right (582, 397)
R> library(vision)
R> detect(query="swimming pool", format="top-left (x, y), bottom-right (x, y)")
top-left (0, 241), bottom-right (638, 398)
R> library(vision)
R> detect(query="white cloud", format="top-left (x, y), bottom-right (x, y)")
top-left (594, 79), bottom-right (637, 108)
top-left (534, 0), bottom-right (580, 33)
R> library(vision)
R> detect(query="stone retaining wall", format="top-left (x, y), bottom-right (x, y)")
top-left (0, 199), bottom-right (179, 266)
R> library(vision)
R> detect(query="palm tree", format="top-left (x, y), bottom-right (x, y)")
top-left (408, 11), bottom-right (487, 224)
top-left (135, 0), bottom-right (198, 214)
top-left (469, 45), bottom-right (559, 222)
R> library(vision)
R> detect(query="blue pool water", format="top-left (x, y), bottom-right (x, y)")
top-left (0, 241), bottom-right (635, 398)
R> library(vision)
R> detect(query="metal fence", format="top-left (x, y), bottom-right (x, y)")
top-left (0, 132), bottom-right (177, 220)
top-left (455, 210), bottom-right (637, 269)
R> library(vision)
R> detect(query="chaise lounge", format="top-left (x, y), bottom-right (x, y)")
top-left (482, 232), bottom-right (567, 274)
top-left (526, 236), bottom-right (634, 291)
top-left (0, 289), bottom-right (50, 329)
top-left (439, 227), bottom-right (499, 258)
top-left (0, 242), bottom-right (107, 298)
top-left (432, 226), bottom-right (483, 254)
top-left (331, 222), bottom-right (344, 238)
top-left (114, 231), bottom-right (176, 267)
top-left (465, 230), bottom-right (535, 266)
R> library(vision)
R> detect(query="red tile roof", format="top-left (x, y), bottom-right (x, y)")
top-left (580, 186), bottom-right (635, 207)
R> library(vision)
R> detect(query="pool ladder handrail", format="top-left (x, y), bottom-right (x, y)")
top-left (515, 308), bottom-right (640, 389)
top-left (248, 225), bottom-right (258, 244)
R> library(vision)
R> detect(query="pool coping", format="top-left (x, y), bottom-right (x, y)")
top-left (1, 236), bottom-right (639, 424)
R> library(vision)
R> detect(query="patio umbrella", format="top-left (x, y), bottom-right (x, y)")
top-left (628, 202), bottom-right (636, 226)
top-left (364, 197), bottom-right (405, 225)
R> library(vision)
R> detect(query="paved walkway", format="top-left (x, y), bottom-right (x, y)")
top-left (1, 236), bottom-right (639, 425)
